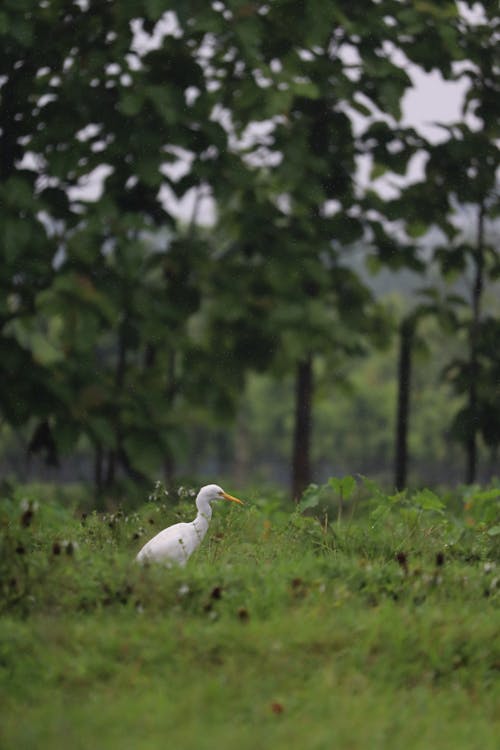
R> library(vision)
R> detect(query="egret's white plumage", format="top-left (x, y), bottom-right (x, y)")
top-left (135, 484), bottom-right (244, 566)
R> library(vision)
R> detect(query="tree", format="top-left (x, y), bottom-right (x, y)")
top-left (207, 0), bottom-right (465, 497)
top-left (0, 2), bottom-right (233, 485)
top-left (386, 2), bottom-right (500, 483)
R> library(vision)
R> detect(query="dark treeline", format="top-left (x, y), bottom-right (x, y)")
top-left (1, 1), bottom-right (499, 498)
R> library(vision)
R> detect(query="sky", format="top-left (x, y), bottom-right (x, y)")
top-left (403, 68), bottom-right (469, 138)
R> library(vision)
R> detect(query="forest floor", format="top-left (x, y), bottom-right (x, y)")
top-left (1, 481), bottom-right (499, 749)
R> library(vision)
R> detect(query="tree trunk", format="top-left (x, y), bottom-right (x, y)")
top-left (466, 203), bottom-right (485, 484)
top-left (292, 356), bottom-right (313, 501)
top-left (216, 429), bottom-right (232, 476)
top-left (104, 316), bottom-right (127, 490)
top-left (394, 316), bottom-right (415, 491)
top-left (94, 442), bottom-right (103, 494)
top-left (105, 450), bottom-right (116, 487)
top-left (234, 407), bottom-right (250, 487)
top-left (163, 451), bottom-right (176, 490)
top-left (162, 350), bottom-right (178, 487)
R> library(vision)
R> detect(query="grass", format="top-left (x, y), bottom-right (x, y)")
top-left (1, 481), bottom-right (499, 749)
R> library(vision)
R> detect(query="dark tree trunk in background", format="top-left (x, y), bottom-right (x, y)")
top-left (466, 203), bottom-right (485, 484)
top-left (394, 317), bottom-right (415, 491)
top-left (105, 450), bottom-right (116, 487)
top-left (216, 429), bottom-right (232, 476)
top-left (162, 349), bottom-right (178, 488)
top-left (234, 407), bottom-right (250, 487)
top-left (104, 315), bottom-right (128, 490)
top-left (292, 356), bottom-right (313, 501)
top-left (163, 451), bottom-right (176, 490)
top-left (94, 442), bottom-right (103, 494)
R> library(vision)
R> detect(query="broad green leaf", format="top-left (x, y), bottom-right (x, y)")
top-left (290, 80), bottom-right (320, 99)
top-left (406, 221), bottom-right (429, 239)
top-left (370, 163), bottom-right (388, 180)
top-left (297, 484), bottom-right (322, 512)
top-left (119, 92), bottom-right (143, 116)
top-left (412, 489), bottom-right (445, 513)
top-left (144, 0), bottom-right (167, 20)
top-left (328, 475), bottom-right (356, 500)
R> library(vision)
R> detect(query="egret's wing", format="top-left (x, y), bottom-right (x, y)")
top-left (136, 522), bottom-right (194, 565)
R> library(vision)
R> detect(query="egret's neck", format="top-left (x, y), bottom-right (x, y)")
top-left (193, 499), bottom-right (212, 538)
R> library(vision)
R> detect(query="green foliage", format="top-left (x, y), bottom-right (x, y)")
top-left (463, 485), bottom-right (500, 529)
top-left (329, 475), bottom-right (357, 501)
top-left (367, 484), bottom-right (445, 525)
top-left (297, 475), bottom-right (357, 515)
top-left (386, 1), bottom-right (500, 471)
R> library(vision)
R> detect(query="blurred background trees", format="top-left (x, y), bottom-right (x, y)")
top-left (0, 0), bottom-right (498, 497)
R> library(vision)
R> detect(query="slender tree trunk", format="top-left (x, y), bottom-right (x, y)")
top-left (466, 203), bottom-right (485, 484)
top-left (292, 356), bottom-right (313, 501)
top-left (234, 407), bottom-right (250, 487)
top-left (394, 316), bottom-right (415, 491)
top-left (162, 350), bottom-right (177, 487)
top-left (487, 445), bottom-right (498, 482)
top-left (105, 450), bottom-right (116, 487)
top-left (216, 429), bottom-right (231, 476)
top-left (163, 451), bottom-right (176, 490)
top-left (105, 316), bottom-right (128, 490)
top-left (94, 442), bottom-right (103, 494)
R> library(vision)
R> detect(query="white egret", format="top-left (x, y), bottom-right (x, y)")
top-left (135, 484), bottom-right (244, 566)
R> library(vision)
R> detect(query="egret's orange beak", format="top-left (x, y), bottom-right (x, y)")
top-left (221, 491), bottom-right (244, 505)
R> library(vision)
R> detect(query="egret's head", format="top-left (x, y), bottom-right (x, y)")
top-left (197, 484), bottom-right (244, 507)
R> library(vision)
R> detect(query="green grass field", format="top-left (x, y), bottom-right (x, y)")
top-left (1, 481), bottom-right (499, 750)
